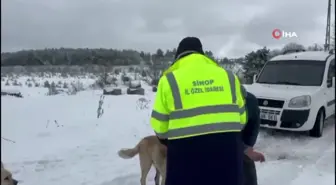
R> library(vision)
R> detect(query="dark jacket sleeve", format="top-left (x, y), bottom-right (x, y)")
top-left (241, 92), bottom-right (260, 147)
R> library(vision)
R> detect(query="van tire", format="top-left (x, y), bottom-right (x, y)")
top-left (309, 109), bottom-right (325, 138)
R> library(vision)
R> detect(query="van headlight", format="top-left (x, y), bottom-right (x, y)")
top-left (288, 95), bottom-right (311, 108)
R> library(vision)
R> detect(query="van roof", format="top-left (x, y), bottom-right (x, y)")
top-left (271, 51), bottom-right (334, 61)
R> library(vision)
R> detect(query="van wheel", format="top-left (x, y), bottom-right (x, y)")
top-left (309, 109), bottom-right (325, 138)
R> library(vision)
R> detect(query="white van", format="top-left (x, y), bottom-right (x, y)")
top-left (245, 50), bottom-right (335, 137)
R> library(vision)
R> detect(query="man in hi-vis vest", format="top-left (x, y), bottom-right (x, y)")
top-left (150, 37), bottom-right (247, 185)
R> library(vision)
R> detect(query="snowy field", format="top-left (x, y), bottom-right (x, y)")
top-left (1, 82), bottom-right (335, 185)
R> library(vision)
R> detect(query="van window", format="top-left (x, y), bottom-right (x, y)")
top-left (257, 60), bottom-right (326, 86)
top-left (327, 59), bottom-right (335, 79)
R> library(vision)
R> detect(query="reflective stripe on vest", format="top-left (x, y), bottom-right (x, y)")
top-left (152, 70), bottom-right (244, 139)
top-left (152, 104), bottom-right (245, 121)
top-left (155, 122), bottom-right (243, 139)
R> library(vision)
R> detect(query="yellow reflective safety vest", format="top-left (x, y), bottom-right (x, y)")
top-left (150, 53), bottom-right (247, 140)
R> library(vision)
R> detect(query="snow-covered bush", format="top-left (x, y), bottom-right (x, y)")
top-left (67, 81), bottom-right (85, 95)
top-left (113, 68), bottom-right (121, 75)
top-left (13, 80), bottom-right (20, 86)
top-left (121, 75), bottom-right (130, 85)
top-left (129, 80), bottom-right (141, 88)
top-left (63, 82), bottom-right (68, 89)
top-left (44, 80), bottom-right (50, 88)
top-left (141, 70), bottom-right (147, 77)
top-left (47, 82), bottom-right (58, 96)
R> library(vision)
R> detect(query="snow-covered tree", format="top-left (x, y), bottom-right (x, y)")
top-left (281, 42), bottom-right (305, 54)
top-left (268, 49), bottom-right (282, 58)
top-left (307, 43), bottom-right (324, 51)
top-left (243, 47), bottom-right (270, 84)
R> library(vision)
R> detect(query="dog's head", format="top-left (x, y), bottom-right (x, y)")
top-left (1, 163), bottom-right (18, 185)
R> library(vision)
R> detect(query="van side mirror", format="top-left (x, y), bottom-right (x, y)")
top-left (327, 77), bottom-right (335, 88)
top-left (253, 74), bottom-right (257, 83)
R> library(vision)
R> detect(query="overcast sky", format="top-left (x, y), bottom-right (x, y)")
top-left (1, 0), bottom-right (335, 58)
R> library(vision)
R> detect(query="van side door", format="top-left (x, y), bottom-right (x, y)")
top-left (326, 58), bottom-right (335, 117)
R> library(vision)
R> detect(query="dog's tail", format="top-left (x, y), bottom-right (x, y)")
top-left (118, 143), bottom-right (140, 159)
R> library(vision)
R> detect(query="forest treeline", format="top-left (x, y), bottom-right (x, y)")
top-left (1, 41), bottom-right (329, 67)
top-left (1, 42), bottom-right (333, 83)
top-left (1, 48), bottom-right (218, 66)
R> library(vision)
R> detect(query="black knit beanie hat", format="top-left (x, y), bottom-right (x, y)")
top-left (174, 37), bottom-right (204, 60)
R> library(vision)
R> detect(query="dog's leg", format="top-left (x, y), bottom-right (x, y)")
top-left (161, 174), bottom-right (166, 185)
top-left (159, 161), bottom-right (166, 185)
top-left (154, 167), bottom-right (160, 185)
top-left (160, 167), bottom-right (166, 185)
top-left (139, 153), bottom-right (152, 185)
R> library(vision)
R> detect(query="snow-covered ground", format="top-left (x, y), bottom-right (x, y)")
top-left (1, 84), bottom-right (335, 185)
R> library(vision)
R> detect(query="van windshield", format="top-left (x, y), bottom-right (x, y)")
top-left (257, 60), bottom-right (326, 86)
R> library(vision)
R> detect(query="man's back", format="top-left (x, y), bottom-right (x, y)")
top-left (151, 37), bottom-right (246, 185)
top-left (162, 55), bottom-right (245, 185)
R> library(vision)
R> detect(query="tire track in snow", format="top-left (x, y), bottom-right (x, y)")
top-left (257, 118), bottom-right (334, 185)
top-left (257, 117), bottom-right (334, 162)
top-left (289, 144), bottom-right (335, 185)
